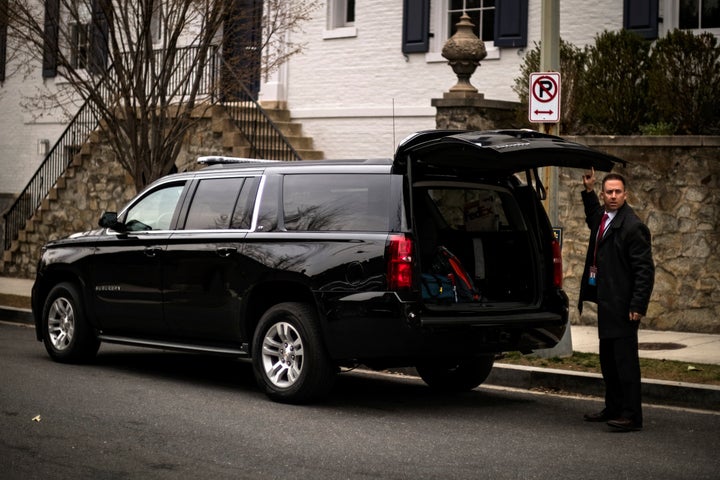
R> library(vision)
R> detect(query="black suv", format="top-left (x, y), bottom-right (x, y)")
top-left (32, 130), bottom-right (623, 403)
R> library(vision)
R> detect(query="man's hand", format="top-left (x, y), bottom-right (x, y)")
top-left (583, 167), bottom-right (595, 192)
top-left (629, 312), bottom-right (643, 322)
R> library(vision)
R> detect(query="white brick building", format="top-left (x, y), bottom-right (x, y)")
top-left (0, 0), bottom-right (716, 196)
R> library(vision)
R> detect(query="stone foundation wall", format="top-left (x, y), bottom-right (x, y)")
top-left (1, 113), bottom-right (228, 278)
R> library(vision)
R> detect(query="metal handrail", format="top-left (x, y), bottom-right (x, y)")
top-left (2, 100), bottom-right (99, 251)
top-left (2, 45), bottom-right (299, 251)
top-left (218, 58), bottom-right (301, 162)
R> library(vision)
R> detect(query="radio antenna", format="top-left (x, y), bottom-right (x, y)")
top-left (392, 98), bottom-right (396, 151)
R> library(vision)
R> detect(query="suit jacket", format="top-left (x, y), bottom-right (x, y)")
top-left (579, 190), bottom-right (655, 339)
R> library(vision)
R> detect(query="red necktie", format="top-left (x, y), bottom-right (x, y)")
top-left (593, 212), bottom-right (609, 265)
top-left (597, 212), bottom-right (609, 241)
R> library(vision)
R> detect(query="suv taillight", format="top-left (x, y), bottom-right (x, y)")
top-left (552, 239), bottom-right (563, 288)
top-left (387, 234), bottom-right (413, 291)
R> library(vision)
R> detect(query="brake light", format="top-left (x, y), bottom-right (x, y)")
top-left (552, 238), bottom-right (563, 288)
top-left (387, 234), bottom-right (413, 290)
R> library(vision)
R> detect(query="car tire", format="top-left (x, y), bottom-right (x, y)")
top-left (252, 302), bottom-right (336, 404)
top-left (416, 356), bottom-right (494, 392)
top-left (42, 282), bottom-right (100, 363)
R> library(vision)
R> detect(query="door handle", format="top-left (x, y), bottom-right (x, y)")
top-left (144, 246), bottom-right (163, 257)
top-left (217, 247), bottom-right (238, 257)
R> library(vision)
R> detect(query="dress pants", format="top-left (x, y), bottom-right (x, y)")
top-left (599, 335), bottom-right (643, 426)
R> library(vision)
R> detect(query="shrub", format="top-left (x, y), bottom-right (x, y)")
top-left (579, 30), bottom-right (651, 134)
top-left (647, 29), bottom-right (720, 134)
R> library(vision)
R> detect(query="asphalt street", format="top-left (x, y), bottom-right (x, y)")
top-left (2, 322), bottom-right (719, 480)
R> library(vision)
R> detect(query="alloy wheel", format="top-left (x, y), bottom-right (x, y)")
top-left (260, 321), bottom-right (305, 388)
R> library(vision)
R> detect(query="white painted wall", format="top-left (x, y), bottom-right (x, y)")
top-left (0, 69), bottom-right (67, 196)
top-left (269, 0), bottom-right (625, 160)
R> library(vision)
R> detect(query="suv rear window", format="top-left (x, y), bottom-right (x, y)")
top-left (184, 177), bottom-right (259, 230)
top-left (423, 185), bottom-right (526, 232)
top-left (282, 174), bottom-right (390, 231)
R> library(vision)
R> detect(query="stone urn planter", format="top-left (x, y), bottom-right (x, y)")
top-left (441, 13), bottom-right (487, 93)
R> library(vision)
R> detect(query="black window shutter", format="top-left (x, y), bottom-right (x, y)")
top-left (42, 0), bottom-right (60, 78)
top-left (402, 0), bottom-right (430, 54)
top-left (89, 0), bottom-right (111, 75)
top-left (0, 0), bottom-right (7, 82)
top-left (624, 0), bottom-right (658, 39)
top-left (494, 0), bottom-right (528, 48)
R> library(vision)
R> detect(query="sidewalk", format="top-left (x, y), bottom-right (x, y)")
top-left (2, 275), bottom-right (719, 410)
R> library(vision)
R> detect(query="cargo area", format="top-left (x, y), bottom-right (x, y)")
top-left (413, 181), bottom-right (539, 306)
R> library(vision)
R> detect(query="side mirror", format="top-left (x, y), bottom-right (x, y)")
top-left (98, 212), bottom-right (126, 232)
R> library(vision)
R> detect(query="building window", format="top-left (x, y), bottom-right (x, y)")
top-left (679, 0), bottom-right (720, 30)
top-left (324, 0), bottom-right (357, 39)
top-left (70, 22), bottom-right (91, 69)
top-left (423, 0), bottom-right (510, 61)
top-left (150, 2), bottom-right (164, 44)
top-left (328, 0), bottom-right (355, 28)
top-left (448, 0), bottom-right (495, 42)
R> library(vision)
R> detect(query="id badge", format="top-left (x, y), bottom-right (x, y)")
top-left (588, 266), bottom-right (597, 286)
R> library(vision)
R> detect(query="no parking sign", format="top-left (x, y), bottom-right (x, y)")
top-left (529, 72), bottom-right (561, 123)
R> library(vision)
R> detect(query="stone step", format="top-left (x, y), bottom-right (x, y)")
top-left (228, 145), bottom-right (252, 157)
top-left (297, 149), bottom-right (325, 161)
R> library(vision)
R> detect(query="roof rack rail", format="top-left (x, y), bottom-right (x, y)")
top-left (197, 156), bottom-right (281, 166)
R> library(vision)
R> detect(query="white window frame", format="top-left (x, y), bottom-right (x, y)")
top-left (661, 0), bottom-right (720, 37)
top-left (324, 0), bottom-right (357, 39)
top-left (63, 1), bottom-right (92, 71)
top-left (150, 1), bottom-right (164, 46)
top-left (426, 0), bottom-right (500, 63)
top-left (69, 21), bottom-right (91, 69)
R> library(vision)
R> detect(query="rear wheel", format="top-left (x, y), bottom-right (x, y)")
top-left (416, 356), bottom-right (494, 392)
top-left (42, 282), bottom-right (99, 363)
top-left (252, 302), bottom-right (336, 404)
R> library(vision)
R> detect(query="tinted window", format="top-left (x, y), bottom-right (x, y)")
top-left (124, 183), bottom-right (185, 231)
top-left (283, 174), bottom-right (390, 231)
top-left (184, 177), bottom-right (256, 230)
top-left (231, 177), bottom-right (260, 229)
top-left (424, 186), bottom-right (525, 232)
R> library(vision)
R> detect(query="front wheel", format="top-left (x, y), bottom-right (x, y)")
top-left (416, 356), bottom-right (495, 392)
top-left (42, 282), bottom-right (99, 363)
top-left (252, 302), bottom-right (336, 404)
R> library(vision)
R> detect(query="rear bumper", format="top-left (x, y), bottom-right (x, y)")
top-left (322, 291), bottom-right (568, 362)
top-left (420, 311), bottom-right (563, 327)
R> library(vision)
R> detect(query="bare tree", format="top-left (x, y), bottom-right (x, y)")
top-left (4, 0), bottom-right (318, 190)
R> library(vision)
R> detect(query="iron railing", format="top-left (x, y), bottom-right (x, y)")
top-left (3, 100), bottom-right (99, 251)
top-left (3, 45), bottom-right (300, 251)
top-left (220, 58), bottom-right (301, 162)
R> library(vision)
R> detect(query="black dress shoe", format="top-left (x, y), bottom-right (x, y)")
top-left (607, 418), bottom-right (642, 431)
top-left (584, 411), bottom-right (611, 422)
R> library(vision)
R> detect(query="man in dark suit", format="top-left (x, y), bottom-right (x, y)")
top-left (579, 168), bottom-right (655, 432)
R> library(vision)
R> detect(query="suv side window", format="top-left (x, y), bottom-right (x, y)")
top-left (282, 174), bottom-right (390, 231)
top-left (184, 176), bottom-right (259, 230)
top-left (124, 182), bottom-right (185, 231)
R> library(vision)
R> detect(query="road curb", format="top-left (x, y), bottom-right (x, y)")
top-left (489, 363), bottom-right (720, 412)
top-left (0, 306), bottom-right (33, 325)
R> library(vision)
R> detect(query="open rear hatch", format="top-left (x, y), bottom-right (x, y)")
top-left (393, 129), bottom-right (625, 176)
top-left (393, 130), bottom-right (625, 323)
